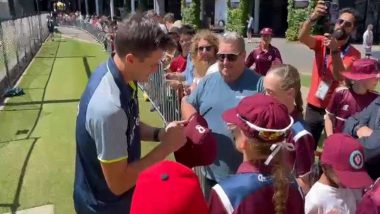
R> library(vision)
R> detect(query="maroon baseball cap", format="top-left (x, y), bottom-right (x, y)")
top-left (174, 113), bottom-right (217, 168)
top-left (321, 133), bottom-right (373, 189)
top-left (222, 94), bottom-right (293, 143)
top-left (343, 58), bottom-right (380, 80)
top-left (131, 161), bottom-right (208, 214)
top-left (260, 28), bottom-right (273, 35)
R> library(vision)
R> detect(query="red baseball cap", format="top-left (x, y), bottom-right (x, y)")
top-left (321, 133), bottom-right (373, 189)
top-left (342, 58), bottom-right (380, 80)
top-left (174, 113), bottom-right (217, 168)
top-left (222, 94), bottom-right (293, 143)
top-left (131, 161), bottom-right (208, 214)
top-left (260, 28), bottom-right (273, 35)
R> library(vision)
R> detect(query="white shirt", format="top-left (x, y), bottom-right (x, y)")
top-left (305, 182), bottom-right (363, 214)
top-left (159, 23), bottom-right (168, 34)
top-left (205, 62), bottom-right (219, 76)
top-left (363, 30), bottom-right (373, 48)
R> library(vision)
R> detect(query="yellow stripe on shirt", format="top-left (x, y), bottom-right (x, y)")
top-left (98, 156), bottom-right (128, 164)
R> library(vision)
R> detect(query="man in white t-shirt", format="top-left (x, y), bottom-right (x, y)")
top-left (305, 133), bottom-right (373, 214)
top-left (363, 24), bottom-right (373, 54)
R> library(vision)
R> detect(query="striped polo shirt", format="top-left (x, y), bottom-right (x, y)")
top-left (74, 57), bottom-right (141, 213)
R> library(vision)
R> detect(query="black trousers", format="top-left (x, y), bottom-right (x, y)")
top-left (305, 104), bottom-right (326, 148)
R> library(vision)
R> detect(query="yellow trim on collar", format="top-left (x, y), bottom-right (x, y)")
top-left (128, 81), bottom-right (137, 97)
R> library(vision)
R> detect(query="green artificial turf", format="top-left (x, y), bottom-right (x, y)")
top-left (0, 34), bottom-right (164, 214)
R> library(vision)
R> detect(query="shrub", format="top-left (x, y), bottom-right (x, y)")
top-left (226, 0), bottom-right (250, 35)
top-left (181, 0), bottom-right (201, 30)
top-left (286, 0), bottom-right (319, 41)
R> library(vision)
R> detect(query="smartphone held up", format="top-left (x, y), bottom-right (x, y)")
top-left (320, 0), bottom-right (339, 33)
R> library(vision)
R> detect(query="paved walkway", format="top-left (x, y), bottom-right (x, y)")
top-left (245, 37), bottom-right (380, 74)
top-left (57, 27), bottom-right (99, 44)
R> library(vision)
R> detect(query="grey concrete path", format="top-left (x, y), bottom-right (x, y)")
top-left (57, 26), bottom-right (99, 43)
top-left (245, 37), bottom-right (380, 74)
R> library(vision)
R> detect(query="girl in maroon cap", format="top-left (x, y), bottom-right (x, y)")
top-left (325, 58), bottom-right (379, 136)
top-left (208, 94), bottom-right (304, 214)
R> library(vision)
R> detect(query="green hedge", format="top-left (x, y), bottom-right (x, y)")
top-left (286, 0), bottom-right (318, 41)
top-left (226, 0), bottom-right (250, 35)
top-left (181, 0), bottom-right (201, 30)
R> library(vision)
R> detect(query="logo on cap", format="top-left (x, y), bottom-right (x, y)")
top-left (195, 125), bottom-right (206, 134)
top-left (349, 150), bottom-right (364, 169)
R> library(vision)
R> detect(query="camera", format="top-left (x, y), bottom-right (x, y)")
top-left (318, 0), bottom-right (339, 33)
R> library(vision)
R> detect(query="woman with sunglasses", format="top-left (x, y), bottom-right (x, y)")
top-left (188, 30), bottom-right (219, 91)
top-left (245, 28), bottom-right (283, 76)
top-left (208, 94), bottom-right (304, 214)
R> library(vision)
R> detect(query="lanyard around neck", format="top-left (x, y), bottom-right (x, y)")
top-left (323, 43), bottom-right (350, 77)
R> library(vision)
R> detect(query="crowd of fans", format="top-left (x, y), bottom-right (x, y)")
top-left (72, 1), bottom-right (380, 214)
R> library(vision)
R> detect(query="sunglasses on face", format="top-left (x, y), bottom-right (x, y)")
top-left (197, 45), bottom-right (213, 52)
top-left (336, 19), bottom-right (353, 28)
top-left (217, 53), bottom-right (240, 62)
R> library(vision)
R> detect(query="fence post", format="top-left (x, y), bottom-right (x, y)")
top-left (0, 23), bottom-right (12, 89)
top-left (27, 15), bottom-right (34, 56)
top-left (37, 15), bottom-right (42, 44)
top-left (21, 17), bottom-right (27, 61)
top-left (11, 19), bottom-right (20, 76)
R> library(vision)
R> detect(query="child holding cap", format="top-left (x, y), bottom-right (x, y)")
top-left (208, 94), bottom-right (304, 214)
top-left (305, 133), bottom-right (373, 213)
top-left (325, 58), bottom-right (379, 136)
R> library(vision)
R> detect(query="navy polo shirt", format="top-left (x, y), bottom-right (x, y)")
top-left (74, 57), bottom-right (141, 213)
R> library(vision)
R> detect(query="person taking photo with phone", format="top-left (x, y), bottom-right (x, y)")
top-left (298, 1), bottom-right (361, 144)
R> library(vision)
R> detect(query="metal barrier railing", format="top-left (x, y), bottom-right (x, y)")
top-left (139, 64), bottom-right (182, 124)
top-left (0, 13), bottom-right (49, 98)
top-left (60, 20), bottom-right (113, 54)
top-left (61, 22), bottom-right (182, 124)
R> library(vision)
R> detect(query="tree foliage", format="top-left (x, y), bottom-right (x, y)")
top-left (226, 0), bottom-right (250, 35)
top-left (286, 0), bottom-right (318, 41)
top-left (181, 0), bottom-right (201, 29)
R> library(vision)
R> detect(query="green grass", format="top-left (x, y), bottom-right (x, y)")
top-left (0, 35), bottom-right (164, 214)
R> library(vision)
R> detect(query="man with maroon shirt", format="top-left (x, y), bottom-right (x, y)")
top-left (245, 28), bottom-right (282, 76)
top-left (298, 1), bottom-right (361, 144)
top-left (208, 94), bottom-right (304, 214)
